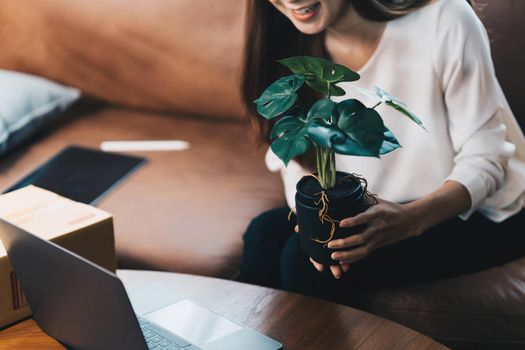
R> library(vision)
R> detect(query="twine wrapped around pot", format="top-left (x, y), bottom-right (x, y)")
top-left (289, 173), bottom-right (377, 246)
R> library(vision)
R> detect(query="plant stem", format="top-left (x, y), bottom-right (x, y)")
top-left (316, 147), bottom-right (336, 189)
top-left (372, 101), bottom-right (382, 109)
top-left (313, 82), bottom-right (337, 189)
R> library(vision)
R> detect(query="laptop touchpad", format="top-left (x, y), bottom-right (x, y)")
top-left (143, 299), bottom-right (242, 346)
top-left (127, 282), bottom-right (185, 315)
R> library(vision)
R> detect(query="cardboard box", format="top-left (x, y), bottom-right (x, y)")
top-left (0, 185), bottom-right (116, 328)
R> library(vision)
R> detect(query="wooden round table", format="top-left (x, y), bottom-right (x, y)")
top-left (0, 270), bottom-right (448, 350)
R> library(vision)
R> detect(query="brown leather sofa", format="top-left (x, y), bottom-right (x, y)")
top-left (0, 1), bottom-right (523, 349)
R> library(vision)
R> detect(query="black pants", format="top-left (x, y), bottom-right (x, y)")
top-left (239, 207), bottom-right (525, 306)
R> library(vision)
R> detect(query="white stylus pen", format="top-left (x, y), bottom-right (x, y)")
top-left (100, 140), bottom-right (190, 152)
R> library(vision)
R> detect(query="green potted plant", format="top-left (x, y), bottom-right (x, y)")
top-left (254, 56), bottom-right (425, 265)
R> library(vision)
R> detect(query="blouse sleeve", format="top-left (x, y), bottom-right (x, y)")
top-left (434, 0), bottom-right (516, 219)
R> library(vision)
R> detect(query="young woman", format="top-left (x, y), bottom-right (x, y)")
top-left (240, 0), bottom-right (525, 305)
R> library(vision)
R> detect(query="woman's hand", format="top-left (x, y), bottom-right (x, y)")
top-left (293, 225), bottom-right (350, 279)
top-left (293, 180), bottom-right (471, 279)
top-left (309, 257), bottom-right (350, 279)
top-left (327, 199), bottom-right (426, 265)
top-left (295, 199), bottom-right (425, 278)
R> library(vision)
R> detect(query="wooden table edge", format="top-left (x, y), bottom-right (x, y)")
top-left (0, 270), bottom-right (449, 350)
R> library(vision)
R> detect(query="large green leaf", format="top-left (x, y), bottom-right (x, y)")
top-left (278, 56), bottom-right (359, 96)
top-left (270, 116), bottom-right (311, 165)
top-left (279, 56), bottom-right (360, 83)
top-left (385, 100), bottom-right (427, 131)
top-left (304, 79), bottom-right (346, 96)
top-left (335, 99), bottom-right (366, 124)
top-left (334, 64), bottom-right (361, 82)
top-left (254, 74), bottom-right (305, 120)
top-left (307, 122), bottom-right (346, 148)
top-left (333, 137), bottom-right (379, 156)
top-left (380, 126), bottom-right (402, 155)
top-left (307, 123), bottom-right (378, 157)
top-left (306, 98), bottom-right (335, 123)
top-left (269, 107), bottom-right (305, 141)
top-left (357, 86), bottom-right (427, 131)
top-left (337, 107), bottom-right (384, 157)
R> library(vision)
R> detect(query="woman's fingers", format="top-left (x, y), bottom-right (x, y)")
top-left (331, 245), bottom-right (371, 263)
top-left (305, 230), bottom-right (346, 277)
top-left (310, 258), bottom-right (349, 278)
top-left (331, 207), bottom-right (381, 249)
top-left (330, 265), bottom-right (343, 279)
top-left (327, 231), bottom-right (370, 249)
top-left (310, 257), bottom-right (324, 272)
top-left (338, 256), bottom-right (367, 265)
top-left (340, 205), bottom-right (382, 228)
top-left (294, 225), bottom-right (299, 233)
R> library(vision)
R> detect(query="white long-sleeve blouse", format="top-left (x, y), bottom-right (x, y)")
top-left (266, 0), bottom-right (525, 222)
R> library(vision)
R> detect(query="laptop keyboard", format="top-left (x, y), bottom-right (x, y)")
top-left (137, 316), bottom-right (200, 350)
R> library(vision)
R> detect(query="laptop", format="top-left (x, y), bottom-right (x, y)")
top-left (0, 218), bottom-right (282, 350)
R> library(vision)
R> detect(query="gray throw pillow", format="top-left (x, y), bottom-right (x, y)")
top-left (0, 70), bottom-right (81, 156)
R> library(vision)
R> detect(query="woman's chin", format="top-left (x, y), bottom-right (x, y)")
top-left (291, 19), bottom-right (327, 35)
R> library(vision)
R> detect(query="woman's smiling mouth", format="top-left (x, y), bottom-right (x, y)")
top-left (290, 2), bottom-right (321, 22)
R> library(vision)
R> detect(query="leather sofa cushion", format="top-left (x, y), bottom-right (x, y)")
top-left (0, 0), bottom-right (246, 120)
top-left (0, 105), bottom-right (285, 278)
top-left (358, 257), bottom-right (525, 349)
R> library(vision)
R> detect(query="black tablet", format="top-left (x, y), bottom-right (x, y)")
top-left (4, 145), bottom-right (146, 204)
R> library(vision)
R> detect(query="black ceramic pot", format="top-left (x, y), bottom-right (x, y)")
top-left (295, 172), bottom-right (370, 265)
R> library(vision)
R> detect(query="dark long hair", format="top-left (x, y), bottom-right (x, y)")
top-left (242, 0), bottom-right (473, 144)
